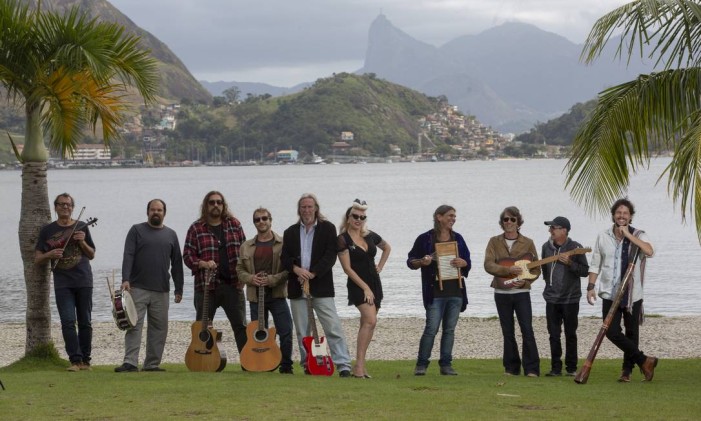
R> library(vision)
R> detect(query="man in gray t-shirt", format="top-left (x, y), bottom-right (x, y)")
top-left (115, 199), bottom-right (184, 372)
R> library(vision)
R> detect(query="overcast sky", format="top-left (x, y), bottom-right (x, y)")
top-left (109, 0), bottom-right (630, 87)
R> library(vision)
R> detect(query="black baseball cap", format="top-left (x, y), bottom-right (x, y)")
top-left (544, 216), bottom-right (571, 231)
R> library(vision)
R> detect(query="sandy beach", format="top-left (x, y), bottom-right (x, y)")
top-left (3, 316), bottom-right (700, 368)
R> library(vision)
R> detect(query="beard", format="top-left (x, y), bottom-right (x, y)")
top-left (209, 207), bottom-right (222, 219)
top-left (149, 215), bottom-right (163, 226)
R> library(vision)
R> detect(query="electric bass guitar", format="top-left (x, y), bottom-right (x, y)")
top-left (240, 276), bottom-right (282, 372)
top-left (496, 247), bottom-right (591, 289)
top-left (302, 281), bottom-right (334, 376)
top-left (185, 269), bottom-right (227, 372)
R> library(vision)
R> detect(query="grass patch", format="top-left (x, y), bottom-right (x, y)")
top-left (1, 359), bottom-right (699, 420)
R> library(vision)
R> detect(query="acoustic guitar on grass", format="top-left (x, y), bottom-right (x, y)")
top-left (240, 274), bottom-right (282, 372)
top-left (185, 269), bottom-right (227, 372)
top-left (302, 281), bottom-right (334, 376)
top-left (495, 248), bottom-right (591, 289)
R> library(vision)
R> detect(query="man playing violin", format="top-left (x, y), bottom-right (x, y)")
top-left (35, 193), bottom-right (96, 372)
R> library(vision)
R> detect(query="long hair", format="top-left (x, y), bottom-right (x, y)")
top-left (339, 200), bottom-right (369, 236)
top-left (499, 206), bottom-right (523, 230)
top-left (199, 190), bottom-right (234, 222)
top-left (611, 198), bottom-right (635, 223)
top-left (297, 193), bottom-right (326, 222)
top-left (433, 205), bottom-right (456, 233)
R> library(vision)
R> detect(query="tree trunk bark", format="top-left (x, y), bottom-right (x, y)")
top-left (19, 161), bottom-right (52, 355)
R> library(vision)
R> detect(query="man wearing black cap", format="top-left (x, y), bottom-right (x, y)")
top-left (541, 216), bottom-right (589, 377)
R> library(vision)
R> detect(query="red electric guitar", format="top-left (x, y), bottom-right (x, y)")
top-left (302, 281), bottom-right (334, 376)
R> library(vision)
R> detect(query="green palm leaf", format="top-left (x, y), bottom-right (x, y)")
top-left (569, 0), bottom-right (701, 242)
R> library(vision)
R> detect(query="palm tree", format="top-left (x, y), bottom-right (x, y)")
top-left (566, 0), bottom-right (701, 241)
top-left (0, 0), bottom-right (158, 355)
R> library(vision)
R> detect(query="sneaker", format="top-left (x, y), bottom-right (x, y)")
top-left (618, 371), bottom-right (631, 383)
top-left (565, 371), bottom-right (576, 377)
top-left (545, 371), bottom-right (562, 377)
top-left (79, 362), bottom-right (92, 371)
top-left (526, 373), bottom-right (539, 378)
top-left (114, 363), bottom-right (139, 373)
top-left (414, 365), bottom-right (427, 376)
top-left (66, 363), bottom-right (81, 372)
top-left (279, 366), bottom-right (294, 374)
top-left (142, 367), bottom-right (166, 372)
top-left (440, 366), bottom-right (458, 376)
top-left (339, 370), bottom-right (351, 378)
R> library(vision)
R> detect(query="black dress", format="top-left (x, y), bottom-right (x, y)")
top-left (338, 231), bottom-right (384, 308)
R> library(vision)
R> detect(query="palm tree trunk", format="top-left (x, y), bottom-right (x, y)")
top-left (19, 120), bottom-right (53, 354)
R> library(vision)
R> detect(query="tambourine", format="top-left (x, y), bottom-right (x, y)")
top-left (112, 289), bottom-right (137, 330)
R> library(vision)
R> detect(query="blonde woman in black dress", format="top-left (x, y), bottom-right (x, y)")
top-left (338, 199), bottom-right (391, 378)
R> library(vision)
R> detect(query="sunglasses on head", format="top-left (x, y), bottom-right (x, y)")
top-left (502, 217), bottom-right (517, 223)
top-left (208, 199), bottom-right (223, 205)
top-left (350, 213), bottom-right (367, 221)
top-left (253, 216), bottom-right (270, 223)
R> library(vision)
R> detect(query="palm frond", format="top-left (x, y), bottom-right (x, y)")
top-left (582, 0), bottom-right (701, 69)
top-left (663, 110), bottom-right (701, 241)
top-left (566, 68), bottom-right (701, 215)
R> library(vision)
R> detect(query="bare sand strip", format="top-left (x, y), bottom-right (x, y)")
top-left (2, 316), bottom-right (700, 368)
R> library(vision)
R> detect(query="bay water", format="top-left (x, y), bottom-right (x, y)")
top-left (1, 158), bottom-right (698, 323)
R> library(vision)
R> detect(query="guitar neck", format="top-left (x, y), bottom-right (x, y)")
top-left (526, 248), bottom-right (590, 269)
top-left (201, 270), bottom-right (213, 331)
top-left (257, 285), bottom-right (265, 331)
top-left (306, 294), bottom-right (321, 345)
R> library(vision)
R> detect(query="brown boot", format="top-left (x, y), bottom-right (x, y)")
top-left (640, 357), bottom-right (658, 382)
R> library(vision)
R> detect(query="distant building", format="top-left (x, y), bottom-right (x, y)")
top-left (70, 144), bottom-right (111, 161)
top-left (276, 149), bottom-right (299, 163)
top-left (341, 131), bottom-right (354, 141)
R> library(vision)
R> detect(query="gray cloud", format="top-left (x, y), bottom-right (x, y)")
top-left (110, 0), bottom-right (629, 86)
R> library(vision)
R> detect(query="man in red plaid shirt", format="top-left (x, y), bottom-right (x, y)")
top-left (184, 191), bottom-right (248, 353)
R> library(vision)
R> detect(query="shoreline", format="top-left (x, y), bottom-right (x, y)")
top-left (3, 316), bottom-right (700, 368)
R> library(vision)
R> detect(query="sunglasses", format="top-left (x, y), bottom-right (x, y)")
top-left (208, 199), bottom-right (223, 205)
top-left (350, 214), bottom-right (367, 221)
top-left (253, 216), bottom-right (270, 223)
top-left (502, 217), bottom-right (517, 223)
top-left (55, 202), bottom-right (73, 208)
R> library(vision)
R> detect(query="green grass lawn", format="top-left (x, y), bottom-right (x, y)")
top-left (1, 358), bottom-right (699, 420)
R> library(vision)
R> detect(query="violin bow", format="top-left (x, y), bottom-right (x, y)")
top-left (51, 206), bottom-right (86, 270)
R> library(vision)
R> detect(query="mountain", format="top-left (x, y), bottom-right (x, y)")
top-left (200, 80), bottom-right (308, 98)
top-left (232, 73), bottom-right (440, 157)
top-left (360, 14), bottom-right (656, 132)
top-left (24, 0), bottom-right (212, 103)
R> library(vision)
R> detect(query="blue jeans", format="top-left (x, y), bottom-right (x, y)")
top-left (250, 298), bottom-right (294, 369)
top-left (495, 292), bottom-right (540, 376)
top-left (417, 296), bottom-right (462, 367)
top-left (290, 297), bottom-right (352, 371)
top-left (55, 287), bottom-right (93, 364)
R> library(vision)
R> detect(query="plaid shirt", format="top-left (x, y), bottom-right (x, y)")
top-left (183, 216), bottom-right (246, 292)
